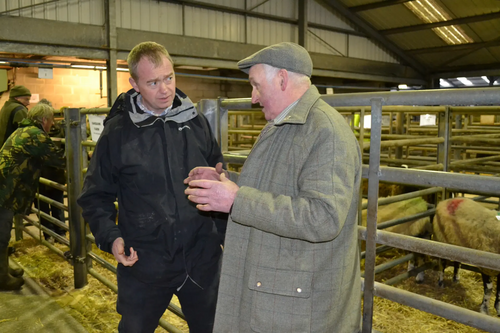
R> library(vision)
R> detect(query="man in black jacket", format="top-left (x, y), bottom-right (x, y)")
top-left (78, 41), bottom-right (226, 333)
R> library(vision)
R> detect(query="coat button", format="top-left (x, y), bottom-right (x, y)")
top-left (256, 282), bottom-right (262, 287)
top-left (296, 288), bottom-right (302, 293)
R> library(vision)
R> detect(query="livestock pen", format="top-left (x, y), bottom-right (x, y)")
top-left (9, 86), bottom-right (500, 332)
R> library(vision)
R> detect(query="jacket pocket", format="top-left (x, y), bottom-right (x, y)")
top-left (248, 266), bottom-right (312, 333)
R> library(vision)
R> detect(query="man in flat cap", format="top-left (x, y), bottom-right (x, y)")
top-left (185, 41), bottom-right (362, 332)
top-left (0, 85), bottom-right (32, 147)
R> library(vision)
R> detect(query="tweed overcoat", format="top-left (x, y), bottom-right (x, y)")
top-left (213, 85), bottom-right (362, 333)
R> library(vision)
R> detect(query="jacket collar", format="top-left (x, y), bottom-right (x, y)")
top-left (19, 118), bottom-right (43, 130)
top-left (275, 85), bottom-right (321, 125)
top-left (105, 88), bottom-right (198, 128)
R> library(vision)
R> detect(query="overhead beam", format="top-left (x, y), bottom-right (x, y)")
top-left (0, 15), bottom-right (424, 84)
top-left (350, 0), bottom-right (411, 13)
top-left (429, 65), bottom-right (500, 79)
top-left (315, 0), bottom-right (427, 75)
top-left (433, 35), bottom-right (500, 69)
top-left (298, 0), bottom-right (308, 46)
top-left (381, 11), bottom-right (500, 35)
top-left (408, 40), bottom-right (500, 55)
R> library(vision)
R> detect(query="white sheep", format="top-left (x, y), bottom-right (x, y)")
top-left (433, 197), bottom-right (500, 315)
top-left (362, 196), bottom-right (432, 282)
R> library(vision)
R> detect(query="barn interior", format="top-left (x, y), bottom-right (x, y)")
top-left (1, 1), bottom-right (500, 332)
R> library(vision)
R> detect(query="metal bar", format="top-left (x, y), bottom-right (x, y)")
top-left (65, 108), bottom-right (88, 289)
top-left (381, 11), bottom-right (500, 35)
top-left (88, 251), bottom-right (117, 274)
top-left (362, 98), bottom-right (383, 333)
top-left (369, 279), bottom-right (500, 332)
top-left (361, 187), bottom-right (442, 210)
top-left (221, 88), bottom-right (500, 109)
top-left (14, 215), bottom-right (23, 241)
top-left (358, 227), bottom-right (500, 272)
top-left (22, 225), bottom-right (66, 259)
top-left (30, 207), bottom-right (68, 232)
top-left (383, 261), bottom-right (434, 285)
top-left (361, 253), bottom-right (414, 278)
top-left (362, 165), bottom-right (500, 197)
top-left (38, 177), bottom-right (67, 192)
top-left (360, 245), bottom-right (393, 260)
top-left (34, 193), bottom-right (68, 211)
top-left (362, 137), bottom-right (444, 150)
top-left (376, 209), bottom-right (435, 230)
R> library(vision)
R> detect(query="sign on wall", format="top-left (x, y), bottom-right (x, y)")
top-left (87, 115), bottom-right (106, 142)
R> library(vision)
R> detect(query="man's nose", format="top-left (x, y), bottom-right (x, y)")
top-left (251, 90), bottom-right (258, 104)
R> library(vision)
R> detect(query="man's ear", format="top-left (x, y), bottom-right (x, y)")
top-left (278, 69), bottom-right (289, 91)
top-left (129, 77), bottom-right (139, 92)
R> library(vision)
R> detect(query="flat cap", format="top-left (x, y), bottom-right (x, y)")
top-left (237, 42), bottom-right (313, 77)
top-left (10, 85), bottom-right (31, 98)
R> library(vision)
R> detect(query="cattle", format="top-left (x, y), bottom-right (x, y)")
top-left (433, 197), bottom-right (500, 315)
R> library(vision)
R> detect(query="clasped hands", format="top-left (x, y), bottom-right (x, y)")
top-left (184, 162), bottom-right (239, 213)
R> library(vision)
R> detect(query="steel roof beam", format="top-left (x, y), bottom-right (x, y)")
top-left (316, 0), bottom-right (427, 75)
top-left (350, 0), bottom-right (412, 13)
top-left (381, 11), bottom-right (500, 35)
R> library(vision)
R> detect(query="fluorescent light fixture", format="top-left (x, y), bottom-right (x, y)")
top-left (71, 65), bottom-right (94, 69)
top-left (96, 66), bottom-right (107, 70)
top-left (117, 68), bottom-right (129, 72)
top-left (404, 0), bottom-right (473, 45)
top-left (481, 76), bottom-right (490, 84)
top-left (398, 84), bottom-right (409, 90)
top-left (457, 77), bottom-right (473, 86)
top-left (0, 61), bottom-right (7, 64)
top-left (439, 79), bottom-right (452, 87)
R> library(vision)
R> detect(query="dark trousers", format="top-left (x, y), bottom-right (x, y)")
top-left (33, 187), bottom-right (66, 239)
top-left (116, 267), bottom-right (220, 333)
top-left (0, 207), bottom-right (14, 249)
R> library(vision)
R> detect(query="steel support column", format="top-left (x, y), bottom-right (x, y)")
top-left (65, 108), bottom-right (88, 289)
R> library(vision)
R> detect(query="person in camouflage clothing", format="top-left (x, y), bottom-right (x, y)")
top-left (0, 103), bottom-right (65, 291)
top-left (0, 85), bottom-right (31, 147)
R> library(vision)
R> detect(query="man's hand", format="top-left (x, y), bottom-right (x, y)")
top-left (184, 162), bottom-right (228, 184)
top-left (185, 173), bottom-right (239, 213)
top-left (112, 237), bottom-right (138, 266)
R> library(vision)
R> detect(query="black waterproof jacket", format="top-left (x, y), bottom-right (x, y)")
top-left (78, 88), bottom-right (226, 287)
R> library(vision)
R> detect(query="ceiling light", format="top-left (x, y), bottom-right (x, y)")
top-left (71, 65), bottom-right (94, 69)
top-left (439, 79), bottom-right (452, 87)
top-left (117, 68), bottom-right (129, 72)
top-left (398, 84), bottom-right (409, 90)
top-left (457, 77), bottom-right (473, 86)
top-left (404, 0), bottom-right (473, 45)
top-left (95, 66), bottom-right (107, 70)
top-left (481, 76), bottom-right (490, 84)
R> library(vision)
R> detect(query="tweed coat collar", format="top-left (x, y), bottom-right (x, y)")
top-left (274, 85), bottom-right (322, 126)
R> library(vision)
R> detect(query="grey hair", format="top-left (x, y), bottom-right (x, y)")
top-left (28, 103), bottom-right (54, 123)
top-left (38, 98), bottom-right (52, 107)
top-left (262, 64), bottom-right (311, 87)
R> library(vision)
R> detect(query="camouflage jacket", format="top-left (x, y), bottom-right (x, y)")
top-left (0, 118), bottom-right (65, 214)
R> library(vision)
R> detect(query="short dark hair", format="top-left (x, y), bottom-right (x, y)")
top-left (127, 41), bottom-right (174, 81)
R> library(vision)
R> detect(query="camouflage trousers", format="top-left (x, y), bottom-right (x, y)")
top-left (0, 207), bottom-right (14, 249)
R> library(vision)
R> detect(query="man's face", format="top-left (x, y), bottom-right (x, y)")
top-left (129, 55), bottom-right (176, 114)
top-left (16, 96), bottom-right (30, 107)
top-left (248, 64), bottom-right (281, 121)
top-left (41, 117), bottom-right (54, 133)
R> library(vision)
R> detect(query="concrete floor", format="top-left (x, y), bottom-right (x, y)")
top-left (0, 260), bottom-right (88, 333)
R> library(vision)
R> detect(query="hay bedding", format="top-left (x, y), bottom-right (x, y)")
top-left (10, 237), bottom-right (189, 333)
top-left (9, 237), bottom-right (496, 333)
top-left (368, 250), bottom-right (492, 333)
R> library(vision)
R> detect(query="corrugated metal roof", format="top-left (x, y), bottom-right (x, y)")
top-left (339, 0), bottom-right (500, 76)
